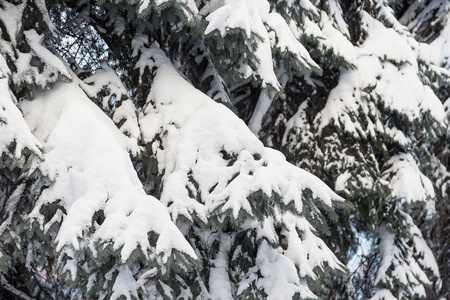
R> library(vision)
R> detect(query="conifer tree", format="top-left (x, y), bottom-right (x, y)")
top-left (258, 0), bottom-right (448, 299)
top-left (401, 0), bottom-right (450, 298)
top-left (0, 0), bottom-right (448, 299)
top-left (0, 0), bottom-right (348, 299)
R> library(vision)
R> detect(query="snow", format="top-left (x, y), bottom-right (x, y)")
top-left (369, 288), bottom-right (397, 300)
top-left (328, 0), bottom-right (350, 37)
top-left (335, 171), bottom-right (352, 194)
top-left (209, 235), bottom-right (234, 300)
top-left (0, 184), bottom-right (26, 243)
top-left (204, 0), bottom-right (269, 38)
top-left (265, 12), bottom-right (320, 71)
top-left (375, 215), bottom-right (439, 299)
top-left (317, 11), bottom-right (445, 139)
top-left (203, 0), bottom-right (319, 89)
top-left (399, 0), bottom-right (420, 26)
top-left (0, 56), bottom-right (41, 159)
top-left (375, 226), bottom-right (400, 284)
top-left (135, 45), bottom-right (346, 297)
top-left (205, 0), bottom-right (279, 88)
top-left (0, 2), bottom-right (20, 47)
top-left (238, 240), bottom-right (317, 299)
top-left (80, 63), bottom-right (140, 154)
top-left (248, 90), bottom-right (274, 135)
top-left (318, 11), bottom-right (356, 64)
top-left (24, 30), bottom-right (71, 79)
top-left (406, 0), bottom-right (450, 67)
top-left (375, 216), bottom-right (439, 297)
top-left (110, 266), bottom-right (139, 300)
top-left (13, 29), bottom-right (71, 89)
top-left (402, 211), bottom-right (440, 279)
top-left (20, 80), bottom-right (197, 272)
top-left (136, 268), bottom-right (157, 289)
top-left (139, 46), bottom-right (344, 224)
top-left (382, 153), bottom-right (435, 203)
top-left (429, 5), bottom-right (450, 67)
top-left (282, 4), bottom-right (446, 297)
top-left (81, 63), bottom-right (128, 110)
top-left (0, 0), bottom-right (447, 298)
top-left (111, 15), bottom-right (127, 36)
top-left (301, 3), bottom-right (355, 65)
top-left (282, 214), bottom-right (345, 279)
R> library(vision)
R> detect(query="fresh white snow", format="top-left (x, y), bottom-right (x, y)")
top-left (19, 79), bottom-right (197, 298)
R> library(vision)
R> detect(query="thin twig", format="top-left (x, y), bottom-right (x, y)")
top-left (0, 273), bottom-right (36, 300)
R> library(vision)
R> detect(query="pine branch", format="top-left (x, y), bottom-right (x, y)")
top-left (0, 274), bottom-right (36, 300)
top-left (332, 199), bottom-right (354, 210)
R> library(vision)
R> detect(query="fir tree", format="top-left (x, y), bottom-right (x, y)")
top-left (259, 0), bottom-right (448, 299)
top-left (0, 0), bottom-right (449, 299)
top-left (401, 1), bottom-right (450, 298)
top-left (1, 0), bottom-right (348, 299)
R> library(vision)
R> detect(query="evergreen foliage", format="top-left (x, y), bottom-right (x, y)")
top-left (0, 0), bottom-right (448, 299)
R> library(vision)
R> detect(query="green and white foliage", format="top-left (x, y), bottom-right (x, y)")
top-left (401, 1), bottom-right (450, 298)
top-left (0, 0), bottom-right (69, 298)
top-left (1, 2), bottom-right (199, 298)
top-left (80, 63), bottom-right (141, 151)
top-left (133, 41), bottom-right (348, 299)
top-left (199, 0), bottom-right (323, 135)
top-left (270, 0), bottom-right (447, 299)
top-left (201, 0), bottom-right (321, 90)
top-left (21, 79), bottom-right (200, 299)
top-left (0, 0), bottom-right (353, 299)
top-left (1, 0), bottom-right (449, 299)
